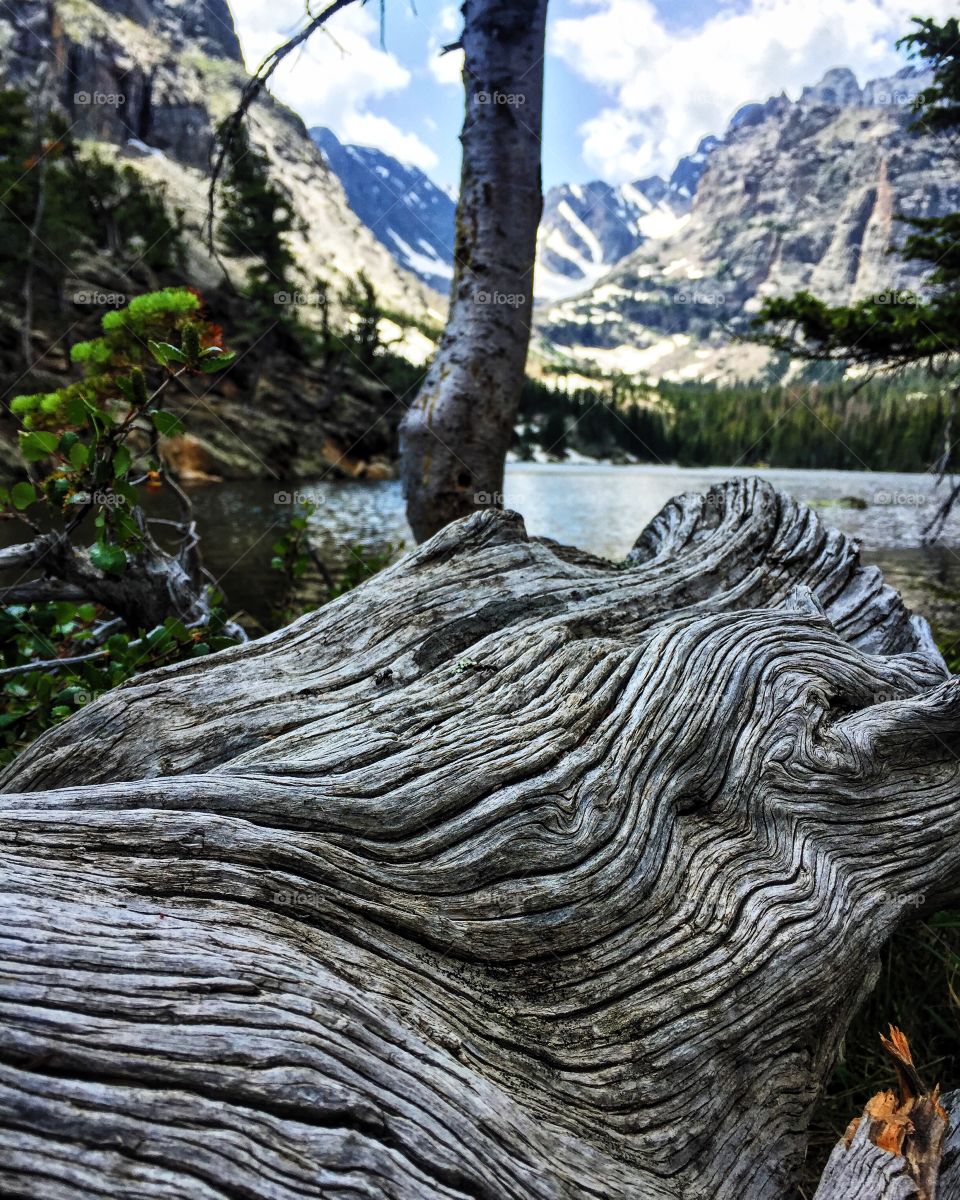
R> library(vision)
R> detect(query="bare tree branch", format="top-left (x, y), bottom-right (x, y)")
top-left (205, 0), bottom-right (359, 249)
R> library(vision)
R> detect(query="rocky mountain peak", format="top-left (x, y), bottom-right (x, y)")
top-left (160, 0), bottom-right (243, 62)
top-left (537, 60), bottom-right (954, 383)
top-left (77, 0), bottom-right (242, 61)
top-left (669, 135), bottom-right (722, 198)
top-left (862, 64), bottom-right (931, 107)
top-left (801, 66), bottom-right (863, 107)
top-left (728, 93), bottom-right (790, 133)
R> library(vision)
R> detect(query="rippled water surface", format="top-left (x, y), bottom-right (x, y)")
top-left (170, 464), bottom-right (960, 637)
top-left (5, 464), bottom-right (960, 637)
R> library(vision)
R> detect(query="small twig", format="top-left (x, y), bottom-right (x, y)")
top-left (206, 0), bottom-right (359, 249)
top-left (0, 648), bottom-right (110, 680)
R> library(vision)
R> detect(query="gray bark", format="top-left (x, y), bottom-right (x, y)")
top-left (399, 0), bottom-right (547, 541)
top-left (0, 477), bottom-right (958, 1199)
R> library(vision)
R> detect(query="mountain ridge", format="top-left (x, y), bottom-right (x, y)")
top-left (310, 59), bottom-right (952, 379)
top-left (310, 127), bottom-right (456, 295)
top-left (534, 63), bottom-right (956, 382)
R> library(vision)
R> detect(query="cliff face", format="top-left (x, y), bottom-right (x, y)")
top-left (536, 66), bottom-right (960, 383)
top-left (0, 0), bottom-right (441, 317)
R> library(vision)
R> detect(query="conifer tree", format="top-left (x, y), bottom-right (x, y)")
top-left (216, 123), bottom-right (301, 311)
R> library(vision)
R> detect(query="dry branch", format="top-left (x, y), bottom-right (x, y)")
top-left (814, 1029), bottom-right (956, 1199)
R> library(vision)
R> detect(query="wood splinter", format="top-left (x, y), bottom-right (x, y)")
top-left (818, 1026), bottom-right (951, 1200)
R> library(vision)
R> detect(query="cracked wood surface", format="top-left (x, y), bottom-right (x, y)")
top-left (1, 477), bottom-right (959, 1199)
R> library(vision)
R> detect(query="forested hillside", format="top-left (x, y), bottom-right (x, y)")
top-left (518, 372), bottom-right (950, 472)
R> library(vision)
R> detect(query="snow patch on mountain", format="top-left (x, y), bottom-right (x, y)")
top-left (535, 138), bottom-right (719, 301)
top-left (536, 65), bottom-right (953, 385)
top-left (311, 127), bottom-right (455, 295)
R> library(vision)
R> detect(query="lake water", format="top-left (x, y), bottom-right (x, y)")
top-left (4, 464), bottom-right (959, 639)
top-left (173, 463), bottom-right (960, 640)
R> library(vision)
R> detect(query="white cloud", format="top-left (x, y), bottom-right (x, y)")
top-left (343, 113), bottom-right (439, 169)
top-left (427, 4), bottom-right (464, 85)
top-left (551, 0), bottom-right (959, 181)
top-left (229, 0), bottom-right (435, 167)
top-left (429, 45), bottom-right (464, 86)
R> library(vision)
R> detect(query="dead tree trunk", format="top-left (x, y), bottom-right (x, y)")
top-left (1, 478), bottom-right (959, 1198)
top-left (0, 530), bottom-right (216, 630)
top-left (399, 0), bottom-right (547, 541)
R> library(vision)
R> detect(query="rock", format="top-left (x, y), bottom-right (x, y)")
top-left (537, 63), bottom-right (952, 382)
top-left (361, 456), bottom-right (395, 481)
top-left (801, 66), bottom-right (863, 107)
top-left (159, 434), bottom-right (224, 483)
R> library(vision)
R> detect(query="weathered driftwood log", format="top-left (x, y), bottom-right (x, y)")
top-left (1, 477), bottom-right (959, 1199)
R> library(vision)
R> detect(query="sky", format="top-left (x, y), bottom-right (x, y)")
top-left (228, 0), bottom-right (958, 191)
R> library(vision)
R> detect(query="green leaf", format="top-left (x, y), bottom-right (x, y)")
top-left (19, 431), bottom-right (59, 462)
top-left (199, 351), bottom-right (236, 373)
top-left (148, 340), bottom-right (186, 366)
top-left (115, 482), bottom-right (140, 507)
top-left (53, 601), bottom-right (78, 624)
top-left (113, 510), bottom-right (140, 544)
top-left (63, 393), bottom-right (89, 425)
top-left (89, 541), bottom-right (127, 576)
top-left (68, 441), bottom-right (89, 470)
top-left (112, 445), bottom-right (132, 478)
top-left (10, 481), bottom-right (36, 510)
top-left (150, 410), bottom-right (184, 438)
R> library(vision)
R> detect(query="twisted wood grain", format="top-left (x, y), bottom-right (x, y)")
top-left (1, 478), bottom-right (958, 1199)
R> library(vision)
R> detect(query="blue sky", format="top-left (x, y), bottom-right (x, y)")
top-left (229, 0), bottom-right (955, 191)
